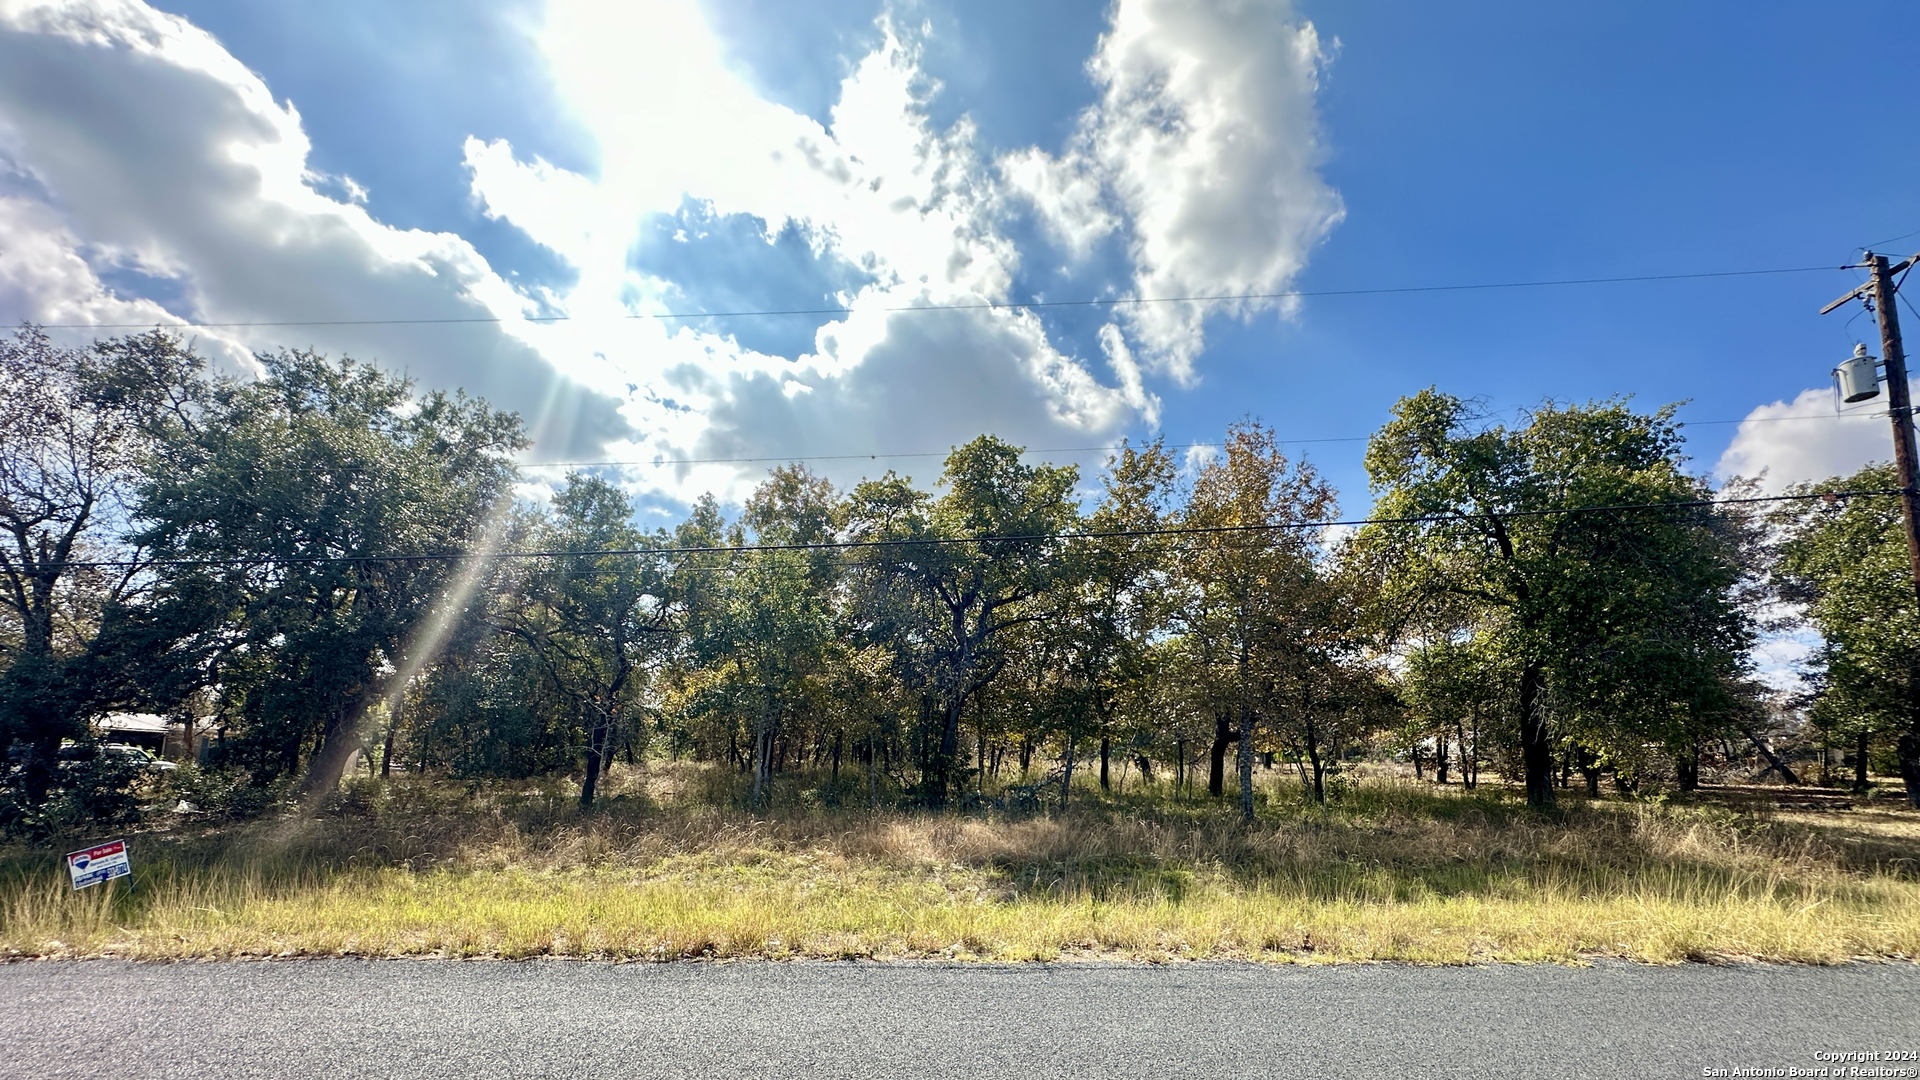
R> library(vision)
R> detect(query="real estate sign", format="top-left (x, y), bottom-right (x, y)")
top-left (66, 839), bottom-right (131, 890)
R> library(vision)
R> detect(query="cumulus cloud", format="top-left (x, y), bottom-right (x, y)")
top-left (0, 0), bottom-right (629, 458)
top-left (471, 0), bottom-right (1341, 499)
top-left (1715, 384), bottom-right (1909, 697)
top-left (465, 3), bottom-right (1159, 498)
top-left (1713, 384), bottom-right (1901, 492)
top-left (1003, 0), bottom-right (1344, 383)
top-left (0, 0), bottom-right (1342, 502)
top-left (0, 179), bottom-right (179, 332)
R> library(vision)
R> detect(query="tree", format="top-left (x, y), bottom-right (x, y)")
top-left (0, 327), bottom-right (202, 806)
top-left (498, 475), bottom-right (673, 808)
top-left (1050, 439), bottom-right (1178, 804)
top-left (685, 466), bottom-right (843, 808)
top-left (1174, 422), bottom-right (1338, 821)
top-left (1276, 554), bottom-right (1389, 804)
top-left (1357, 390), bottom-right (1748, 808)
top-left (845, 437), bottom-right (1079, 807)
top-left (134, 349), bottom-right (524, 799)
top-left (1773, 465), bottom-right (1920, 805)
top-left (1399, 635), bottom-right (1512, 789)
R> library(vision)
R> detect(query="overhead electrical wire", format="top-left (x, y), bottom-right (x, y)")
top-left (531, 412), bottom-right (1892, 472)
top-left (1861, 227), bottom-right (1920, 251)
top-left (9, 258), bottom-right (1880, 474)
top-left (43, 487), bottom-right (1892, 573)
top-left (10, 263), bottom-right (1845, 332)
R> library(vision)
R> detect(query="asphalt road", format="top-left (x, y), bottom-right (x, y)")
top-left (2, 959), bottom-right (1917, 1079)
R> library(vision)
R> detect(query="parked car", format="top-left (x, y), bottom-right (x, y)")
top-left (104, 743), bottom-right (178, 772)
top-left (57, 740), bottom-right (179, 772)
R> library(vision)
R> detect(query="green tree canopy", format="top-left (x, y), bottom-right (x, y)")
top-left (845, 436), bottom-right (1079, 807)
top-left (1772, 464), bottom-right (1920, 804)
top-left (1357, 389), bottom-right (1751, 807)
top-left (133, 349), bottom-right (524, 797)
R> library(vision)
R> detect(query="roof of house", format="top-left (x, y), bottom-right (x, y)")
top-left (94, 713), bottom-right (172, 735)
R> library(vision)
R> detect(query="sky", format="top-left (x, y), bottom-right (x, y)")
top-left (2, 0), bottom-right (1918, 527)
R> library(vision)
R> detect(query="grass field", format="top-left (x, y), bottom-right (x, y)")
top-left (3, 765), bottom-right (1916, 964)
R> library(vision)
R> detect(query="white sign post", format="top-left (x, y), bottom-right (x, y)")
top-left (66, 839), bottom-right (131, 890)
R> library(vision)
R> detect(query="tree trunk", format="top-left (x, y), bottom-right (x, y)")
top-left (380, 698), bottom-right (399, 779)
top-left (1741, 724), bottom-right (1799, 785)
top-left (1897, 731), bottom-right (1920, 809)
top-left (928, 677), bottom-right (975, 809)
top-left (1019, 734), bottom-right (1032, 776)
top-left (1675, 743), bottom-right (1700, 792)
top-left (749, 725), bottom-right (773, 810)
top-left (1435, 734), bottom-right (1449, 784)
top-left (1236, 709), bottom-right (1256, 823)
top-left (17, 735), bottom-right (60, 807)
top-left (1099, 735), bottom-right (1111, 791)
top-left (1518, 661), bottom-right (1555, 810)
top-left (580, 710), bottom-right (611, 809)
top-left (1059, 727), bottom-right (1077, 810)
top-left (1460, 719), bottom-right (1477, 789)
top-left (977, 731), bottom-right (986, 794)
top-left (1411, 740), bottom-right (1423, 781)
top-left (1854, 730), bottom-right (1871, 794)
top-left (1208, 714), bottom-right (1233, 797)
top-left (1906, 660), bottom-right (1920, 807)
top-left (1303, 715), bottom-right (1325, 805)
top-left (302, 690), bottom-right (373, 806)
top-left (1575, 746), bottom-right (1600, 798)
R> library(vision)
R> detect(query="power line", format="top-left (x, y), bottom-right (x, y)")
top-left (532, 413), bottom-right (1891, 471)
top-left (46, 488), bottom-right (1887, 572)
top-left (1862, 226), bottom-right (1920, 251)
top-left (536, 438), bottom-right (1364, 470)
top-left (11, 264), bottom-right (1843, 332)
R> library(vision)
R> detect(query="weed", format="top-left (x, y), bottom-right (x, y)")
top-left (2, 765), bottom-right (1914, 964)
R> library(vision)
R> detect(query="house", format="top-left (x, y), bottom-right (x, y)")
top-left (93, 713), bottom-right (218, 763)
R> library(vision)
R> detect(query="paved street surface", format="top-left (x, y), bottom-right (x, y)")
top-left (2, 959), bottom-right (1916, 1078)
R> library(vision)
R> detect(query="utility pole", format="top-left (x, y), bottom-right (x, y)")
top-left (1823, 250), bottom-right (1920, 806)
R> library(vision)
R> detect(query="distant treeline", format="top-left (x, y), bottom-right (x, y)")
top-left (2, 327), bottom-right (1915, 830)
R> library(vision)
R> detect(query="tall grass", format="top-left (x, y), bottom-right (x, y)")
top-left (2, 766), bottom-right (1915, 963)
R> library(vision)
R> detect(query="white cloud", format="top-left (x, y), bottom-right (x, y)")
top-left (0, 0), bottom-right (629, 456)
top-left (464, 3), bottom-right (1162, 500)
top-left (1097, 321), bottom-right (1157, 425)
top-left (461, 137), bottom-right (601, 268)
top-left (0, 0), bottom-right (1342, 503)
top-left (0, 187), bottom-right (180, 335)
top-left (1713, 384), bottom-right (1900, 492)
top-left (998, 145), bottom-right (1118, 259)
top-left (1714, 385), bottom-right (1901, 699)
top-left (1004, 0), bottom-right (1344, 383)
top-left (476, 0), bottom-right (1342, 500)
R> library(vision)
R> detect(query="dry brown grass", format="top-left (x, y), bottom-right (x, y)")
top-left (2, 764), bottom-right (1915, 964)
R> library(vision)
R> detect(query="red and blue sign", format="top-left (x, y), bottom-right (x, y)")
top-left (66, 839), bottom-right (131, 890)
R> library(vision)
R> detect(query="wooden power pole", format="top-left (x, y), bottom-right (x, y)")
top-left (1823, 250), bottom-right (1920, 806)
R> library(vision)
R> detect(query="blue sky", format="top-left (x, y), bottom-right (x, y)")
top-left (2, 0), bottom-right (1917, 518)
